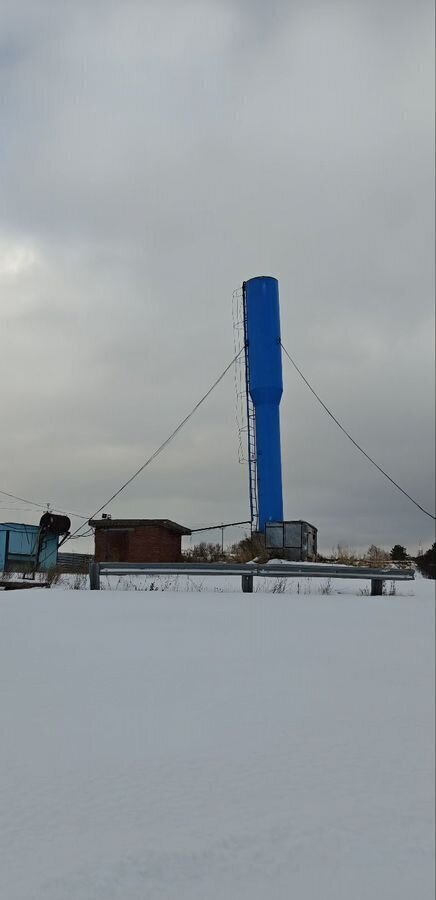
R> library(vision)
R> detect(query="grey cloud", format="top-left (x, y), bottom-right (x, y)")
top-left (0, 0), bottom-right (433, 553)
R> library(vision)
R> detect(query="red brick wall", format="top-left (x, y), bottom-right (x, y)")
top-left (94, 526), bottom-right (182, 563)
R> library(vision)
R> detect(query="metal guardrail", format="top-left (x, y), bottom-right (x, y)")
top-left (89, 561), bottom-right (415, 595)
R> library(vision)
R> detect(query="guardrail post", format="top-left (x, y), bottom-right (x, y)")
top-left (241, 573), bottom-right (254, 593)
top-left (89, 561), bottom-right (100, 591)
top-left (371, 579), bottom-right (383, 596)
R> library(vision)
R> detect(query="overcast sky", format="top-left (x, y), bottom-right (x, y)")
top-left (0, 0), bottom-right (434, 554)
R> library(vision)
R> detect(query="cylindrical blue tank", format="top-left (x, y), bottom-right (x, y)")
top-left (244, 276), bottom-right (284, 531)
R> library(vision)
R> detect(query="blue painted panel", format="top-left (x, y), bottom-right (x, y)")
top-left (0, 524), bottom-right (58, 571)
top-left (41, 535), bottom-right (58, 569)
top-left (7, 525), bottom-right (39, 556)
top-left (245, 276), bottom-right (284, 531)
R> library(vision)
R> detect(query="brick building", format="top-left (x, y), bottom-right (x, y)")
top-left (89, 518), bottom-right (191, 563)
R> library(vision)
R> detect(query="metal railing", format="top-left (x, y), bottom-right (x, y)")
top-left (89, 560), bottom-right (415, 594)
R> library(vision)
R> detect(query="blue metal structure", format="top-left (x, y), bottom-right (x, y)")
top-left (0, 523), bottom-right (58, 572)
top-left (243, 276), bottom-right (284, 531)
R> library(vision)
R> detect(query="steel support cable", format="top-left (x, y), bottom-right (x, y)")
top-left (62, 349), bottom-right (244, 545)
top-left (190, 520), bottom-right (251, 533)
top-left (67, 529), bottom-right (94, 540)
top-left (0, 489), bottom-right (88, 520)
top-left (280, 341), bottom-right (435, 521)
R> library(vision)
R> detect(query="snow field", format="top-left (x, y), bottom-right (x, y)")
top-left (0, 580), bottom-right (434, 899)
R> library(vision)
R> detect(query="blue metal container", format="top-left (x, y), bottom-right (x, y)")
top-left (244, 276), bottom-right (284, 531)
top-left (0, 523), bottom-right (58, 572)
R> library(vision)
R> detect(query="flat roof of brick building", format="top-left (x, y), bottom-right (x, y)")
top-left (89, 518), bottom-right (191, 536)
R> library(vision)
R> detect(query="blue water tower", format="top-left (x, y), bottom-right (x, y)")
top-left (243, 276), bottom-right (284, 532)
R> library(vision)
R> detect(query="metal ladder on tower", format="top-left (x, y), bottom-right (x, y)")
top-left (242, 283), bottom-right (259, 532)
top-left (246, 394), bottom-right (258, 531)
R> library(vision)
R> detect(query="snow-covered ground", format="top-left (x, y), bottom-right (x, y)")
top-left (0, 580), bottom-right (434, 899)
